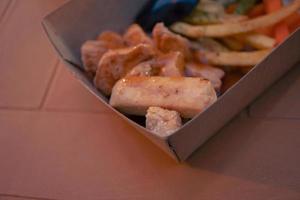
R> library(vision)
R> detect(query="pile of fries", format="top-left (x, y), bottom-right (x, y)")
top-left (80, 0), bottom-right (300, 136)
top-left (172, 0), bottom-right (300, 68)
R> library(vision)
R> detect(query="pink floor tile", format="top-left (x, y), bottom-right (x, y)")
top-left (0, 0), bottom-right (66, 109)
top-left (250, 63), bottom-right (300, 119)
top-left (0, 0), bottom-right (11, 23)
top-left (43, 63), bottom-right (110, 113)
top-left (188, 117), bottom-right (300, 192)
top-left (1, 0), bottom-right (300, 199)
top-left (0, 110), bottom-right (299, 200)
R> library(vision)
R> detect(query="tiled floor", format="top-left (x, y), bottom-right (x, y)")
top-left (0, 1), bottom-right (299, 200)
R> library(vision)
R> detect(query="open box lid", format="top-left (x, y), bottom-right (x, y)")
top-left (42, 0), bottom-right (300, 161)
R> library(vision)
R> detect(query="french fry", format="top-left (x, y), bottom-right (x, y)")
top-left (197, 49), bottom-right (271, 67)
top-left (256, 26), bottom-right (274, 36)
top-left (220, 14), bottom-right (248, 24)
top-left (192, 37), bottom-right (229, 52)
top-left (171, 0), bottom-right (300, 38)
top-left (234, 33), bottom-right (276, 49)
top-left (221, 37), bottom-right (244, 51)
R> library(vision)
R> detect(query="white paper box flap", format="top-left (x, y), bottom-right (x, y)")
top-left (43, 0), bottom-right (148, 67)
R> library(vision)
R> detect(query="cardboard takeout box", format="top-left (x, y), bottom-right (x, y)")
top-left (42, 0), bottom-right (300, 161)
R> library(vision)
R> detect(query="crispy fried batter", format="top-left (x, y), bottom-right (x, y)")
top-left (156, 52), bottom-right (185, 77)
top-left (126, 51), bottom-right (185, 78)
top-left (94, 44), bottom-right (155, 95)
top-left (126, 60), bottom-right (157, 77)
top-left (153, 23), bottom-right (191, 59)
top-left (97, 31), bottom-right (125, 49)
top-left (81, 32), bottom-right (125, 74)
top-left (185, 62), bottom-right (225, 91)
top-left (146, 107), bottom-right (182, 137)
top-left (123, 24), bottom-right (153, 46)
top-left (81, 40), bottom-right (108, 74)
top-left (110, 76), bottom-right (217, 118)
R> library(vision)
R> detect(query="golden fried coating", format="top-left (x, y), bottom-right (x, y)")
top-left (94, 44), bottom-right (155, 95)
top-left (153, 23), bottom-right (191, 59)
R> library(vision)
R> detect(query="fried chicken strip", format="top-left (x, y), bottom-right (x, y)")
top-left (94, 44), bottom-right (155, 95)
top-left (110, 76), bottom-right (217, 118)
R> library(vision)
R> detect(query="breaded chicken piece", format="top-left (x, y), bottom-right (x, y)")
top-left (81, 40), bottom-right (108, 74)
top-left (110, 76), bottom-right (217, 118)
top-left (185, 62), bottom-right (225, 91)
top-left (126, 51), bottom-right (185, 77)
top-left (156, 51), bottom-right (185, 77)
top-left (126, 60), bottom-right (158, 77)
top-left (81, 32), bottom-right (124, 74)
top-left (97, 31), bottom-right (125, 49)
top-left (153, 23), bottom-right (191, 59)
top-left (146, 107), bottom-right (182, 137)
top-left (94, 44), bottom-right (155, 95)
top-left (123, 24), bottom-right (153, 46)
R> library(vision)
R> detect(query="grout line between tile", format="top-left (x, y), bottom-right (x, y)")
top-left (0, 106), bottom-right (39, 111)
top-left (0, 106), bottom-right (113, 115)
top-left (42, 107), bottom-right (112, 114)
top-left (0, 193), bottom-right (58, 200)
top-left (38, 59), bottom-right (60, 110)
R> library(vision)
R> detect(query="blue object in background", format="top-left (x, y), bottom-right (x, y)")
top-left (136, 0), bottom-right (199, 32)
